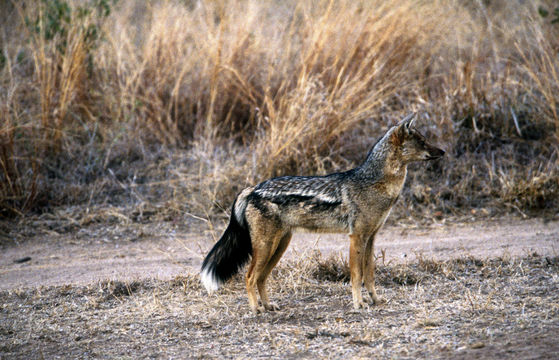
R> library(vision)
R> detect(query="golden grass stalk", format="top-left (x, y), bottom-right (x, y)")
top-left (0, 0), bottom-right (558, 218)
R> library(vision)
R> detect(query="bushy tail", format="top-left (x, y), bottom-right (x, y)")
top-left (200, 192), bottom-right (252, 293)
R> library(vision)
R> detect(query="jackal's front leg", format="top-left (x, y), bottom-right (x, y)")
top-left (363, 232), bottom-right (382, 305)
top-left (349, 234), bottom-right (365, 309)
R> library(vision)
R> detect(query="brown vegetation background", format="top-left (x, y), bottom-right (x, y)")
top-left (1, 0), bottom-right (558, 225)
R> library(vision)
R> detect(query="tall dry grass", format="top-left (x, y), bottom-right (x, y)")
top-left (0, 0), bottom-right (558, 222)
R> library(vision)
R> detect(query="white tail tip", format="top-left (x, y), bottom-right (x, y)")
top-left (200, 267), bottom-right (221, 293)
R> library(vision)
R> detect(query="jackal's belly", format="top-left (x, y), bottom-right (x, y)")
top-left (284, 207), bottom-right (350, 233)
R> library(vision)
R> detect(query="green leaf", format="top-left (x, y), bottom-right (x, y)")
top-left (0, 52), bottom-right (6, 71)
top-left (538, 6), bottom-right (549, 18)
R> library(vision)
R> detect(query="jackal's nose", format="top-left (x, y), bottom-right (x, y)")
top-left (428, 148), bottom-right (445, 160)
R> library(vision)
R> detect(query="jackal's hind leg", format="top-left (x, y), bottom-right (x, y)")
top-left (349, 233), bottom-right (366, 309)
top-left (245, 253), bottom-right (263, 314)
top-left (257, 232), bottom-right (292, 311)
top-left (363, 232), bottom-right (382, 305)
top-left (245, 216), bottom-right (286, 314)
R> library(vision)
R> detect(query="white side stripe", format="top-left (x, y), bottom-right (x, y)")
top-left (255, 189), bottom-right (339, 203)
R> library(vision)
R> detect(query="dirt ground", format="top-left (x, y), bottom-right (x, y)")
top-left (1, 216), bottom-right (558, 359)
top-left (1, 217), bottom-right (557, 290)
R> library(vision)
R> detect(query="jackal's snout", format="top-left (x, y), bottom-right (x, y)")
top-left (426, 146), bottom-right (445, 160)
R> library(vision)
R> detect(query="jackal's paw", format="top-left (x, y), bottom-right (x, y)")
top-left (352, 300), bottom-right (367, 311)
top-left (250, 305), bottom-right (265, 314)
top-left (264, 302), bottom-right (280, 311)
top-left (367, 295), bottom-right (385, 305)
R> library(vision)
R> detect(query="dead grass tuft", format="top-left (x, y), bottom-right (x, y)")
top-left (1, 0), bottom-right (558, 223)
top-left (312, 253), bottom-right (350, 283)
top-left (99, 280), bottom-right (143, 300)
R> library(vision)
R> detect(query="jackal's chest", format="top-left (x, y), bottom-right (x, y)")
top-left (348, 175), bottom-right (406, 232)
top-left (355, 173), bottom-right (405, 204)
top-left (373, 173), bottom-right (406, 198)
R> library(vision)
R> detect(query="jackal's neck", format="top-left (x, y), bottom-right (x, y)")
top-left (356, 127), bottom-right (407, 180)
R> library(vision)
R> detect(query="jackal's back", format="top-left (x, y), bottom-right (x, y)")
top-left (245, 172), bottom-right (356, 232)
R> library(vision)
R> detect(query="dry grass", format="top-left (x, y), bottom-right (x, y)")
top-left (1, 253), bottom-right (558, 358)
top-left (1, 0), bottom-right (558, 222)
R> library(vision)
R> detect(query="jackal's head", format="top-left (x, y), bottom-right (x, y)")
top-left (392, 113), bottom-right (445, 163)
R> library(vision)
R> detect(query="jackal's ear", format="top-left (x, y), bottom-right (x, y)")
top-left (396, 112), bottom-right (416, 139)
top-left (406, 113), bottom-right (417, 129)
top-left (399, 112), bottom-right (416, 130)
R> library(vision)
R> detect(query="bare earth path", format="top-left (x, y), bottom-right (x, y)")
top-left (1, 216), bottom-right (559, 359)
top-left (1, 217), bottom-right (557, 290)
